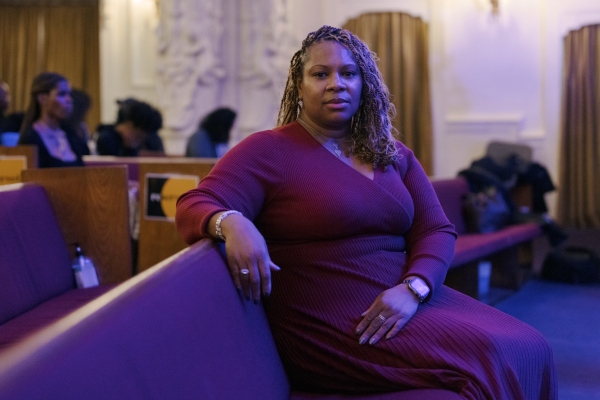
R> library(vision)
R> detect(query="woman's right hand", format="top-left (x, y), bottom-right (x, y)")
top-left (214, 213), bottom-right (280, 302)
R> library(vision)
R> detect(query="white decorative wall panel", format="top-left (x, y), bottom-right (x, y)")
top-left (129, 0), bottom-right (159, 88)
top-left (445, 115), bottom-right (524, 137)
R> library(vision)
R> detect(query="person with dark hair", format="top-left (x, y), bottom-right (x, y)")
top-left (185, 107), bottom-right (236, 158)
top-left (176, 26), bottom-right (556, 399)
top-left (0, 81), bottom-right (9, 129)
top-left (64, 88), bottom-right (92, 143)
top-left (17, 72), bottom-right (89, 167)
top-left (95, 98), bottom-right (164, 157)
top-left (0, 80), bottom-right (25, 145)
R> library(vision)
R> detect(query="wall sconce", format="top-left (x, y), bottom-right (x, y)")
top-left (491, 0), bottom-right (499, 15)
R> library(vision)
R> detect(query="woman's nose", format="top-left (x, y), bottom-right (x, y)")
top-left (327, 73), bottom-right (346, 91)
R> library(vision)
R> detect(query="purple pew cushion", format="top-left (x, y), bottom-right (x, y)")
top-left (0, 184), bottom-right (74, 325)
top-left (451, 223), bottom-right (541, 267)
top-left (0, 286), bottom-right (114, 350)
top-left (291, 389), bottom-right (462, 399)
top-left (430, 178), bottom-right (469, 235)
top-left (0, 242), bottom-right (290, 400)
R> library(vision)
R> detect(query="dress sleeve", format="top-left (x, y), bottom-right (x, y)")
top-left (399, 145), bottom-right (457, 299)
top-left (175, 130), bottom-right (284, 245)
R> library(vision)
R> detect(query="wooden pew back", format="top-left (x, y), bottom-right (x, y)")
top-left (22, 166), bottom-right (132, 284)
top-left (137, 159), bottom-right (216, 271)
top-left (84, 155), bottom-right (218, 272)
top-left (0, 145), bottom-right (38, 186)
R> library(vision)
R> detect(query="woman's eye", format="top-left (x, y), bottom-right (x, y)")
top-left (314, 72), bottom-right (326, 78)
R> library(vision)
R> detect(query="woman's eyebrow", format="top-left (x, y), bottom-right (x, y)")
top-left (309, 63), bottom-right (357, 68)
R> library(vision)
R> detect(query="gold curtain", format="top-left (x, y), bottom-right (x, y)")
top-left (557, 24), bottom-right (600, 228)
top-left (0, 2), bottom-right (100, 131)
top-left (343, 12), bottom-right (432, 175)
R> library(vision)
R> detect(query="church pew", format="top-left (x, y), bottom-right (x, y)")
top-left (0, 239), bottom-right (461, 400)
top-left (0, 166), bottom-right (132, 352)
top-left (22, 166), bottom-right (132, 284)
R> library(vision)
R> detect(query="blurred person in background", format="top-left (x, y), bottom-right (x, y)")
top-left (64, 88), bottom-right (92, 145)
top-left (95, 98), bottom-right (164, 157)
top-left (185, 107), bottom-right (236, 158)
top-left (18, 72), bottom-right (89, 167)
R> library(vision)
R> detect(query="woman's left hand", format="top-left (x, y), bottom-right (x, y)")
top-left (355, 283), bottom-right (419, 345)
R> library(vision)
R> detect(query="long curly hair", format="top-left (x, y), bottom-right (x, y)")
top-left (277, 25), bottom-right (398, 168)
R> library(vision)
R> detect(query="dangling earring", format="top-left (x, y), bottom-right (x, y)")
top-left (298, 98), bottom-right (303, 108)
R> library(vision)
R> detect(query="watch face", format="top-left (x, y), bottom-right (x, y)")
top-left (411, 278), bottom-right (430, 297)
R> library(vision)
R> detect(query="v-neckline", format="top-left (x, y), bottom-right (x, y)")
top-left (296, 121), bottom-right (376, 182)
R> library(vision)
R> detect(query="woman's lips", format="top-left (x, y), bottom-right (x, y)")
top-left (326, 98), bottom-right (349, 104)
top-left (325, 99), bottom-right (349, 110)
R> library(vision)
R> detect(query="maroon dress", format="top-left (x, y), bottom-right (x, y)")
top-left (176, 122), bottom-right (556, 400)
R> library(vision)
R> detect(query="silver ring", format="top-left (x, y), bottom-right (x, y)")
top-left (240, 268), bottom-right (250, 275)
top-left (377, 314), bottom-right (387, 323)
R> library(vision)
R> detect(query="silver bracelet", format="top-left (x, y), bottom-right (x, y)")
top-left (214, 210), bottom-right (243, 241)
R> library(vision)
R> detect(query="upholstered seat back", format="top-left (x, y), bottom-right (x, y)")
top-left (0, 184), bottom-right (73, 325)
top-left (430, 178), bottom-right (469, 235)
top-left (0, 240), bottom-right (290, 399)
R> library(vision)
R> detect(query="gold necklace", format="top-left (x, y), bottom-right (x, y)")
top-left (297, 118), bottom-right (347, 158)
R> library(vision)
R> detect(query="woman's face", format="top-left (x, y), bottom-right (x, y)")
top-left (298, 41), bottom-right (363, 131)
top-left (119, 121), bottom-right (147, 149)
top-left (40, 80), bottom-right (73, 120)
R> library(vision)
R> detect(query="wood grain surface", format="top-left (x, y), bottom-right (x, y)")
top-left (22, 166), bottom-right (132, 284)
top-left (0, 145), bottom-right (38, 169)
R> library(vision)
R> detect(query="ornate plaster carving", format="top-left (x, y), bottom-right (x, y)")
top-left (156, 0), bottom-right (226, 133)
top-left (239, 0), bottom-right (292, 92)
top-left (236, 0), bottom-right (295, 140)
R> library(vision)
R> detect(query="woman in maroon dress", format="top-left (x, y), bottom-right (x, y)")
top-left (176, 26), bottom-right (556, 399)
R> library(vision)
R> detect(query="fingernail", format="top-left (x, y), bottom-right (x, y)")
top-left (359, 337), bottom-right (366, 345)
top-left (355, 328), bottom-right (360, 335)
top-left (361, 311), bottom-right (366, 317)
top-left (369, 337), bottom-right (377, 345)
